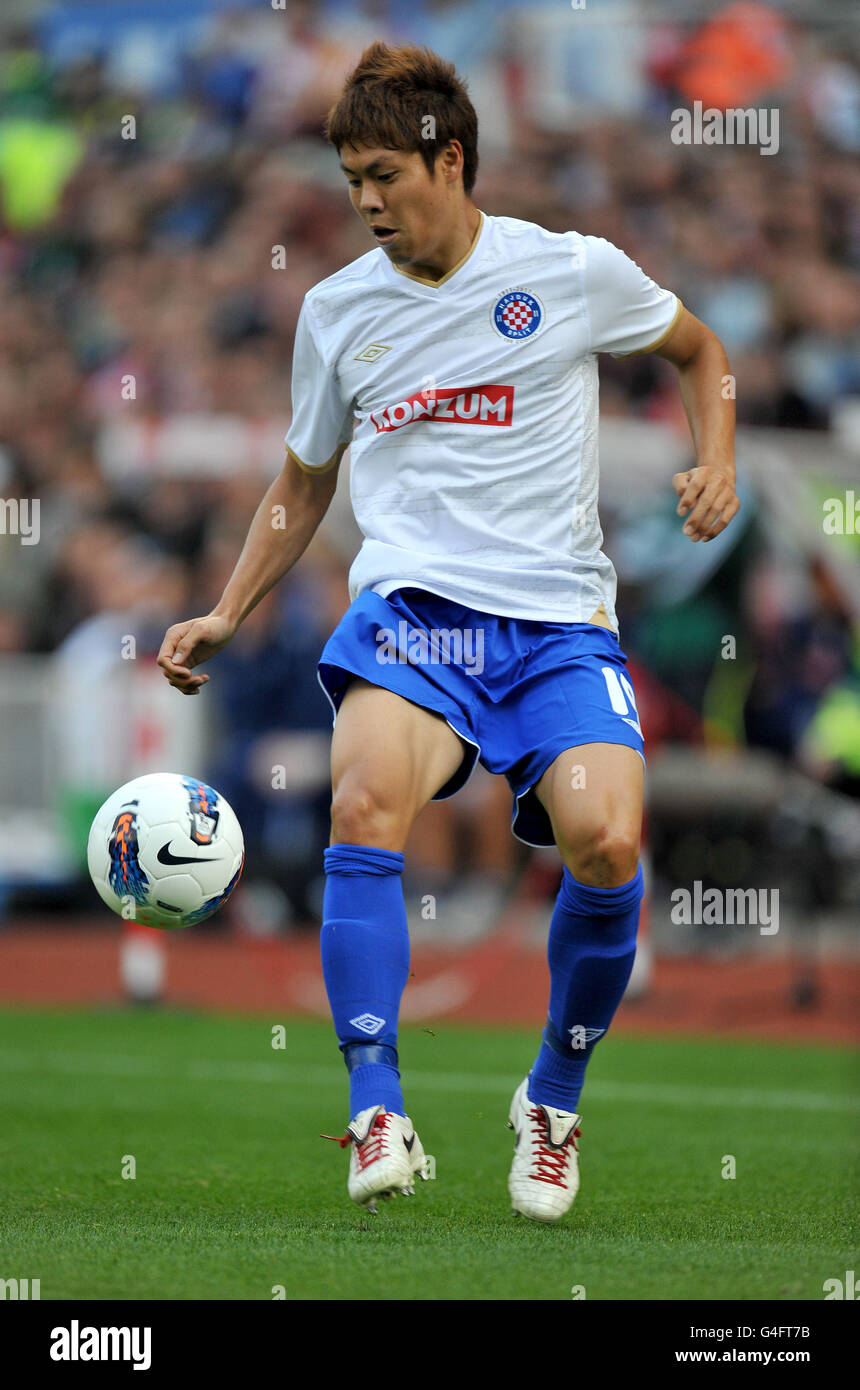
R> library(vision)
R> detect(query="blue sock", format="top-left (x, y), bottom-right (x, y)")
top-left (321, 843), bottom-right (409, 1119)
top-left (529, 864), bottom-right (643, 1112)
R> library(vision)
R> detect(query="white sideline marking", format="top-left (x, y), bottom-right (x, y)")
top-left (0, 1048), bottom-right (855, 1113)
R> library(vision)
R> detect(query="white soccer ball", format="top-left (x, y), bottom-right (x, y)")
top-left (87, 773), bottom-right (244, 929)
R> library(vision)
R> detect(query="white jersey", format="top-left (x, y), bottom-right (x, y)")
top-left (284, 212), bottom-right (682, 630)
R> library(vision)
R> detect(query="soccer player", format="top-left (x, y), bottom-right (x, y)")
top-left (158, 42), bottom-right (740, 1222)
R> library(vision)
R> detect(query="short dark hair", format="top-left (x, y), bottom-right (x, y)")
top-left (324, 41), bottom-right (479, 196)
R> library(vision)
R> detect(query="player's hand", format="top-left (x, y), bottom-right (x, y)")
top-left (673, 466), bottom-right (740, 542)
top-left (157, 614), bottom-right (237, 695)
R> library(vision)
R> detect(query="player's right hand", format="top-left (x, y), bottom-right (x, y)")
top-left (157, 614), bottom-right (236, 695)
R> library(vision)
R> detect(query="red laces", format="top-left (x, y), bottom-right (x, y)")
top-left (320, 1131), bottom-right (352, 1149)
top-left (321, 1110), bottom-right (392, 1171)
top-left (527, 1106), bottom-right (581, 1188)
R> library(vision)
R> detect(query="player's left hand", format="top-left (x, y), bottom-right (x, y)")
top-left (673, 466), bottom-right (740, 542)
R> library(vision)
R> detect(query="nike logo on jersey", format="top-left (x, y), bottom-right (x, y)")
top-left (156, 842), bottom-right (217, 866)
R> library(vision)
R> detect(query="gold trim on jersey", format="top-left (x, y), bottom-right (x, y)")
top-left (390, 209), bottom-right (484, 288)
top-left (285, 442), bottom-right (347, 476)
top-left (614, 297), bottom-right (685, 359)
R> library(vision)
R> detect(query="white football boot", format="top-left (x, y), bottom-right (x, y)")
top-left (322, 1105), bottom-right (430, 1213)
top-left (507, 1077), bottom-right (582, 1223)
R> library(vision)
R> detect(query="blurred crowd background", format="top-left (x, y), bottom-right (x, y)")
top-left (0, 0), bottom-right (858, 961)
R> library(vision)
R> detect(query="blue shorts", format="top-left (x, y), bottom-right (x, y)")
top-left (318, 587), bottom-right (645, 848)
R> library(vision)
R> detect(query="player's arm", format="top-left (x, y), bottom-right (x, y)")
top-left (157, 447), bottom-right (342, 695)
top-left (652, 306), bottom-right (740, 543)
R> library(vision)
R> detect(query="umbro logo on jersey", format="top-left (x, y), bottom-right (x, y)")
top-left (349, 1013), bottom-right (386, 1035)
top-left (370, 384), bottom-right (513, 434)
top-left (354, 342), bottom-right (391, 362)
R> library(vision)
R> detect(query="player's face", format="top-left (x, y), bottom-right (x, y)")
top-left (339, 142), bottom-right (459, 272)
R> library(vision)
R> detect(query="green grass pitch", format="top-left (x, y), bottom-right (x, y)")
top-left (0, 1007), bottom-right (856, 1300)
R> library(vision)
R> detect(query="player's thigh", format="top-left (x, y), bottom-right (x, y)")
top-left (535, 743), bottom-right (644, 882)
top-left (330, 677), bottom-right (465, 848)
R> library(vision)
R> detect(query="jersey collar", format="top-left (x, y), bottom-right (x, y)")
top-left (379, 209), bottom-right (487, 291)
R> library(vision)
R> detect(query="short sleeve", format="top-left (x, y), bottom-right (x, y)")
top-left (284, 298), bottom-right (354, 472)
top-left (583, 235), bottom-right (683, 359)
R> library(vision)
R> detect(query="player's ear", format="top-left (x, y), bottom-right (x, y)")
top-left (436, 139), bottom-right (462, 183)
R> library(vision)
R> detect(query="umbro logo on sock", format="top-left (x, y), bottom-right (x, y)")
top-left (568, 1026), bottom-right (605, 1048)
top-left (349, 1013), bottom-right (386, 1035)
top-left (403, 1134), bottom-right (415, 1153)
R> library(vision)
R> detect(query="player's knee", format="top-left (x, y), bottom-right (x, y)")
top-left (329, 782), bottom-right (407, 851)
top-left (559, 822), bottom-right (640, 888)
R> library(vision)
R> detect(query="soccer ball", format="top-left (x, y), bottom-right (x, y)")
top-left (87, 773), bottom-right (244, 929)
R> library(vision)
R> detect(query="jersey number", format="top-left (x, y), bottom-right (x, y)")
top-left (601, 667), bottom-right (643, 739)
